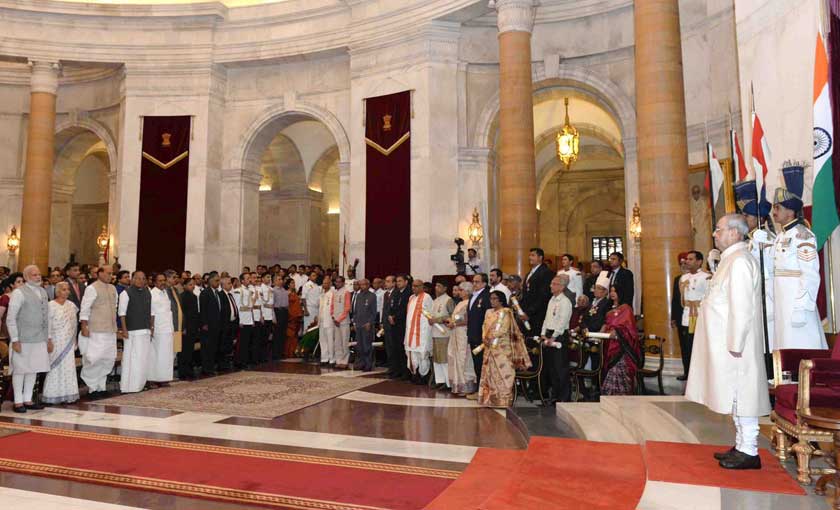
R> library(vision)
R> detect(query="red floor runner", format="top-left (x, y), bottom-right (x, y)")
top-left (424, 449), bottom-right (524, 510)
top-left (479, 436), bottom-right (646, 510)
top-left (0, 430), bottom-right (455, 510)
top-left (644, 441), bottom-right (806, 496)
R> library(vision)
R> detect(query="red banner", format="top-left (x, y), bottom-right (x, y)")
top-left (136, 116), bottom-right (191, 273)
top-left (365, 92), bottom-right (411, 278)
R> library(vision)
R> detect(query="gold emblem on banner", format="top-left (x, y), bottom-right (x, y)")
top-left (161, 132), bottom-right (172, 147)
top-left (382, 114), bottom-right (392, 132)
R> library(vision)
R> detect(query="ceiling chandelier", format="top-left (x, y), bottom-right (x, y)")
top-left (555, 97), bottom-right (580, 169)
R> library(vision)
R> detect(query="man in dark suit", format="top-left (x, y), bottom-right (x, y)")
top-left (352, 279), bottom-right (378, 371)
top-left (199, 272), bottom-right (223, 376)
top-left (583, 260), bottom-right (604, 301)
top-left (466, 273), bottom-right (491, 393)
top-left (381, 275), bottom-right (397, 377)
top-left (388, 274), bottom-right (411, 380)
top-left (607, 251), bottom-right (635, 308)
top-left (520, 247), bottom-right (553, 337)
top-left (179, 278), bottom-right (200, 380)
top-left (64, 261), bottom-right (86, 310)
top-left (219, 276), bottom-right (239, 371)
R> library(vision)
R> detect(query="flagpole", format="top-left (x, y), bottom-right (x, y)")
top-left (828, 236), bottom-right (838, 333)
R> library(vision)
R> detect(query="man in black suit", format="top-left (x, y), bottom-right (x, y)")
top-left (607, 251), bottom-right (634, 309)
top-left (466, 273), bottom-right (491, 393)
top-left (64, 261), bottom-right (86, 310)
top-left (219, 276), bottom-right (239, 371)
top-left (381, 275), bottom-right (397, 378)
top-left (179, 278), bottom-right (200, 380)
top-left (583, 260), bottom-right (604, 301)
top-left (519, 248), bottom-right (553, 337)
top-left (387, 274), bottom-right (411, 380)
top-left (199, 272), bottom-right (223, 376)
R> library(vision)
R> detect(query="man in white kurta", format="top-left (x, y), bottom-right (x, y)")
top-left (301, 272), bottom-right (322, 332)
top-left (148, 274), bottom-right (174, 384)
top-left (429, 282), bottom-right (455, 388)
top-left (404, 280), bottom-right (434, 382)
top-left (118, 272), bottom-right (152, 393)
top-left (79, 265), bottom-right (118, 395)
top-left (317, 277), bottom-right (335, 364)
top-left (686, 214), bottom-right (771, 470)
top-left (7, 265), bottom-right (51, 411)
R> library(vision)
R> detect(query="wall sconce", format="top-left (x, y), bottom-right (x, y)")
top-left (468, 208), bottom-right (484, 245)
top-left (629, 203), bottom-right (642, 244)
top-left (6, 226), bottom-right (18, 253)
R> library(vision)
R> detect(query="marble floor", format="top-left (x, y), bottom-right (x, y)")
top-left (0, 364), bottom-right (834, 509)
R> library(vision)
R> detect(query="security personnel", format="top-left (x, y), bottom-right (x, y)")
top-left (771, 164), bottom-right (828, 350)
top-left (735, 179), bottom-right (775, 349)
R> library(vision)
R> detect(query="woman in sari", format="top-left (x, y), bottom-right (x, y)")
top-left (600, 285), bottom-right (641, 395)
top-left (477, 291), bottom-right (532, 408)
top-left (43, 282), bottom-right (80, 404)
top-left (0, 273), bottom-right (24, 345)
top-left (446, 282), bottom-right (477, 396)
top-left (284, 278), bottom-right (304, 358)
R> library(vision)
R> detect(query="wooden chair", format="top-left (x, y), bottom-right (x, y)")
top-left (571, 338), bottom-right (603, 401)
top-left (637, 334), bottom-right (666, 395)
top-left (514, 337), bottom-right (546, 406)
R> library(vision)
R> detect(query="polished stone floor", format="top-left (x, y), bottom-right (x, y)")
top-left (0, 363), bottom-right (833, 509)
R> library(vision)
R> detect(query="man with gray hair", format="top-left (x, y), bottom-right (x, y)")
top-left (352, 279), bottom-right (377, 371)
top-left (7, 264), bottom-right (51, 412)
top-left (78, 264), bottom-right (118, 397)
top-left (686, 213), bottom-right (770, 470)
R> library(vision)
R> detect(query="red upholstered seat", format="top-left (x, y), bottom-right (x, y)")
top-left (774, 384), bottom-right (798, 424)
top-left (774, 359), bottom-right (840, 425)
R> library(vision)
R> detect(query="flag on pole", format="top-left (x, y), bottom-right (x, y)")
top-left (705, 143), bottom-right (724, 210)
top-left (812, 33), bottom-right (839, 249)
top-left (751, 111), bottom-right (772, 212)
top-left (342, 226), bottom-right (348, 274)
top-left (731, 130), bottom-right (749, 181)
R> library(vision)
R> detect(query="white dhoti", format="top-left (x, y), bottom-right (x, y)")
top-left (404, 293), bottom-right (433, 377)
top-left (121, 330), bottom-right (151, 393)
top-left (320, 326), bottom-right (335, 363)
top-left (79, 332), bottom-right (117, 392)
top-left (409, 351), bottom-right (431, 377)
top-left (148, 327), bottom-right (174, 382)
top-left (328, 323), bottom-right (350, 365)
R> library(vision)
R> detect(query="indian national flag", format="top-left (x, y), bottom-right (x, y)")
top-left (813, 33), bottom-right (839, 249)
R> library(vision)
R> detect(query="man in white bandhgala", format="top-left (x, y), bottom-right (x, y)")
top-left (79, 265), bottom-right (118, 397)
top-left (686, 213), bottom-right (771, 470)
top-left (149, 273), bottom-right (174, 385)
top-left (301, 271), bottom-right (322, 332)
top-left (118, 271), bottom-right (152, 393)
top-left (404, 279), bottom-right (434, 384)
top-left (429, 281), bottom-right (454, 389)
top-left (7, 264), bottom-right (51, 413)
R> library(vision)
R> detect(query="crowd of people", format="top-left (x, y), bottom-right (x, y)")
top-left (0, 248), bottom-right (643, 412)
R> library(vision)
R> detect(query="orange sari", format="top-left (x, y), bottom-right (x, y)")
top-left (284, 291), bottom-right (304, 358)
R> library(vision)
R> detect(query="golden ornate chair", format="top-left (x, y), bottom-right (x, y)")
top-left (771, 347), bottom-right (840, 484)
top-left (514, 337), bottom-right (546, 406)
top-left (637, 334), bottom-right (666, 395)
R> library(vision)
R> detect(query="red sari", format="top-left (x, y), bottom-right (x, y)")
top-left (284, 291), bottom-right (304, 358)
top-left (601, 304), bottom-right (641, 395)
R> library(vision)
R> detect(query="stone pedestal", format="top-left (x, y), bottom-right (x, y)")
top-left (19, 61), bottom-right (60, 272)
top-left (635, 0), bottom-right (692, 357)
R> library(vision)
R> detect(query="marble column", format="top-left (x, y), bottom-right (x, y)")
top-left (492, 0), bottom-right (537, 277)
top-left (19, 60), bottom-right (60, 272)
top-left (635, 1), bottom-right (691, 358)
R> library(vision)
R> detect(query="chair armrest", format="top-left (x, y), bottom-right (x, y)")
top-left (811, 358), bottom-right (840, 388)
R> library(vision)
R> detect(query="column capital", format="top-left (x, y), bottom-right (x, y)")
top-left (28, 60), bottom-right (61, 95)
top-left (489, 0), bottom-right (538, 34)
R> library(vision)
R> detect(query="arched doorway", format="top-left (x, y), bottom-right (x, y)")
top-left (50, 125), bottom-right (114, 267)
top-left (238, 111), bottom-right (345, 269)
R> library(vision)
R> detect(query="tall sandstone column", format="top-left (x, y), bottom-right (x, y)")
top-left (19, 60), bottom-right (60, 272)
top-left (492, 0), bottom-right (538, 277)
top-left (635, 1), bottom-right (691, 358)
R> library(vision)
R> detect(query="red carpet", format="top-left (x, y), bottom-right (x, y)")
top-left (0, 426), bottom-right (456, 510)
top-left (424, 449), bottom-right (524, 510)
top-left (479, 437), bottom-right (646, 510)
top-left (644, 441), bottom-right (806, 496)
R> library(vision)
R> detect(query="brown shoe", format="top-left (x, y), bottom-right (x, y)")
top-left (465, 392), bottom-right (479, 400)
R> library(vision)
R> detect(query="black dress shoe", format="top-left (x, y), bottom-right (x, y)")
top-left (676, 375), bottom-right (688, 381)
top-left (713, 446), bottom-right (737, 461)
top-left (25, 403), bottom-right (45, 410)
top-left (719, 450), bottom-right (762, 470)
top-left (12, 406), bottom-right (26, 413)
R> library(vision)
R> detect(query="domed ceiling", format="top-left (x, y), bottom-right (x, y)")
top-left (54, 0), bottom-right (287, 6)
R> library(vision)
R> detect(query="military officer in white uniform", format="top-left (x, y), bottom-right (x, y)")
top-left (771, 165), bottom-right (828, 351)
top-left (556, 253), bottom-right (583, 301)
top-left (735, 179), bottom-right (776, 349)
top-left (677, 250), bottom-right (710, 380)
